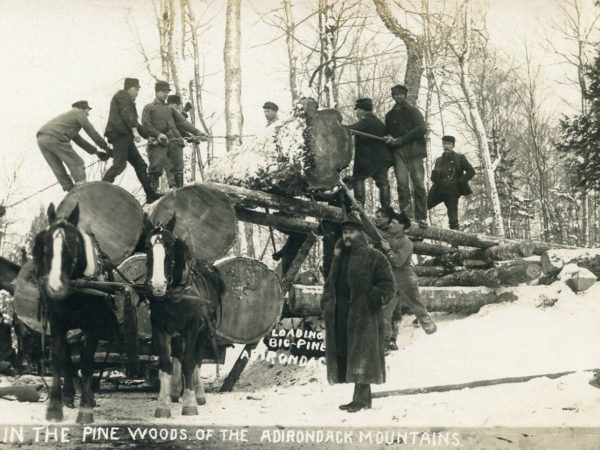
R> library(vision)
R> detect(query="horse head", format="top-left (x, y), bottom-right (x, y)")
top-left (33, 203), bottom-right (84, 300)
top-left (144, 213), bottom-right (179, 298)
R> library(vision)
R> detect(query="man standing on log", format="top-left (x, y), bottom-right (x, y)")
top-left (103, 78), bottom-right (162, 204)
top-left (320, 213), bottom-right (395, 413)
top-left (142, 81), bottom-right (186, 189)
top-left (427, 136), bottom-right (475, 230)
top-left (384, 84), bottom-right (428, 228)
top-left (37, 101), bottom-right (111, 191)
top-left (374, 210), bottom-right (437, 348)
top-left (263, 101), bottom-right (279, 127)
top-left (345, 98), bottom-right (393, 215)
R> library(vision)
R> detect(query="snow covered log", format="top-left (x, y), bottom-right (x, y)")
top-left (433, 264), bottom-right (541, 288)
top-left (493, 256), bottom-right (541, 269)
top-left (540, 248), bottom-right (600, 278)
top-left (455, 242), bottom-right (534, 262)
top-left (287, 284), bottom-right (520, 315)
top-left (557, 264), bottom-right (597, 292)
top-left (413, 265), bottom-right (454, 277)
top-left (205, 107), bottom-right (351, 195)
top-left (411, 241), bottom-right (458, 257)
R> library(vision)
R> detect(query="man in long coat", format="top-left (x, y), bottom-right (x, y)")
top-left (320, 214), bottom-right (396, 413)
top-left (346, 98), bottom-right (393, 215)
top-left (427, 135), bottom-right (476, 230)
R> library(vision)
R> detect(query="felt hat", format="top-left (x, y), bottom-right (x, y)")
top-left (124, 78), bottom-right (140, 90)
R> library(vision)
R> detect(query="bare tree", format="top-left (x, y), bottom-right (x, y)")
top-left (224, 0), bottom-right (243, 151)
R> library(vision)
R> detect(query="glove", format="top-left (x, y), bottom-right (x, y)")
top-left (96, 151), bottom-right (111, 161)
top-left (157, 133), bottom-right (168, 145)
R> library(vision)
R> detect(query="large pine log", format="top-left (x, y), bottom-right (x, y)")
top-left (493, 257), bottom-right (541, 269)
top-left (557, 264), bottom-right (597, 292)
top-left (288, 285), bottom-right (520, 315)
top-left (235, 208), bottom-right (320, 235)
top-left (454, 242), bottom-right (534, 263)
top-left (433, 264), bottom-right (541, 288)
top-left (540, 248), bottom-right (600, 278)
top-left (411, 241), bottom-right (458, 257)
top-left (413, 265), bottom-right (453, 277)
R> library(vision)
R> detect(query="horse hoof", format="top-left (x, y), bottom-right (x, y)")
top-left (196, 397), bottom-right (206, 406)
top-left (154, 408), bottom-right (171, 418)
top-left (76, 412), bottom-right (94, 424)
top-left (182, 406), bottom-right (198, 416)
top-left (46, 409), bottom-right (63, 422)
top-left (170, 395), bottom-right (179, 403)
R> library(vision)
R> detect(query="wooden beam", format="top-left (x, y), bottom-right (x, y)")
top-left (235, 208), bottom-right (321, 235)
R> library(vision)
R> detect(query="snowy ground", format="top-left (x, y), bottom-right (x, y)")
top-left (0, 282), bottom-right (599, 447)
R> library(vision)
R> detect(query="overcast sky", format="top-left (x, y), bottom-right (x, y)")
top-left (0, 0), bottom-right (594, 250)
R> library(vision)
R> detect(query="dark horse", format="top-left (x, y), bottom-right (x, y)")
top-left (143, 214), bottom-right (223, 418)
top-left (32, 203), bottom-right (123, 423)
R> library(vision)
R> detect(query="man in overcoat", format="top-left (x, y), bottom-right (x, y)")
top-left (320, 213), bottom-right (396, 413)
top-left (427, 135), bottom-right (476, 230)
top-left (103, 78), bottom-right (162, 204)
top-left (384, 84), bottom-right (428, 227)
top-left (346, 98), bottom-right (393, 215)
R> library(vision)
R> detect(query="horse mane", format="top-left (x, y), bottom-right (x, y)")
top-left (172, 238), bottom-right (188, 287)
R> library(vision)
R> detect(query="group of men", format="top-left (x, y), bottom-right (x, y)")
top-left (322, 83), bottom-right (476, 413)
top-left (346, 83), bottom-right (475, 231)
top-left (36, 78), bottom-right (208, 204)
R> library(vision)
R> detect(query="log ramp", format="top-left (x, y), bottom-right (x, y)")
top-left (199, 182), bottom-right (594, 317)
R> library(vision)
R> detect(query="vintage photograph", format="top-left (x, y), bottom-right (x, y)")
top-left (0, 0), bottom-right (599, 448)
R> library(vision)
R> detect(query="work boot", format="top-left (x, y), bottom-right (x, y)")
top-left (339, 401), bottom-right (358, 411)
top-left (418, 219), bottom-right (429, 228)
top-left (378, 185), bottom-right (393, 217)
top-left (141, 173), bottom-right (163, 204)
top-left (419, 314), bottom-right (437, 335)
top-left (347, 402), bottom-right (371, 413)
top-left (174, 173), bottom-right (184, 188)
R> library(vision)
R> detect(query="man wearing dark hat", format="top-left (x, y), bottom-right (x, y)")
top-left (384, 84), bottom-right (428, 227)
top-left (263, 102), bottom-right (279, 126)
top-left (142, 81), bottom-right (187, 189)
top-left (37, 101), bottom-right (111, 191)
top-left (427, 135), bottom-right (475, 230)
top-left (321, 212), bottom-right (395, 413)
top-left (103, 78), bottom-right (162, 204)
top-left (345, 98), bottom-right (393, 215)
top-left (374, 209), bottom-right (437, 350)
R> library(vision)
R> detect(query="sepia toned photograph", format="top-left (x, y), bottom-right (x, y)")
top-left (0, 0), bottom-right (599, 448)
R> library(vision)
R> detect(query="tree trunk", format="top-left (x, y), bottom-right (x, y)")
top-left (413, 265), bottom-right (454, 277)
top-left (541, 248), bottom-right (600, 278)
top-left (224, 0), bottom-right (243, 151)
top-left (411, 240), bottom-right (458, 257)
top-left (454, 242), bottom-right (535, 263)
top-left (433, 264), bottom-right (541, 288)
top-left (166, 0), bottom-right (181, 93)
top-left (283, 0), bottom-right (300, 104)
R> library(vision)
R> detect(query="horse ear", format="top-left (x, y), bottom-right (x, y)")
top-left (143, 213), bottom-right (154, 234)
top-left (47, 203), bottom-right (57, 224)
top-left (165, 213), bottom-right (176, 232)
top-left (67, 203), bottom-right (80, 226)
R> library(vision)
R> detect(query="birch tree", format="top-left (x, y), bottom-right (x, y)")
top-left (224, 0), bottom-right (243, 151)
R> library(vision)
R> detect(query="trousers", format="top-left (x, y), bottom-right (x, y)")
top-left (392, 152), bottom-right (427, 220)
top-left (37, 134), bottom-right (85, 191)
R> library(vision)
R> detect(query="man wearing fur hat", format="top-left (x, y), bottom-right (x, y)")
top-left (37, 101), bottom-right (111, 191)
top-left (374, 209), bottom-right (437, 350)
top-left (103, 77), bottom-right (162, 204)
top-left (427, 135), bottom-right (475, 230)
top-left (320, 213), bottom-right (396, 413)
top-left (346, 98), bottom-right (393, 215)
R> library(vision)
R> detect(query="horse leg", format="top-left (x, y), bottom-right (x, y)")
top-left (154, 331), bottom-right (173, 418)
top-left (63, 343), bottom-right (76, 409)
top-left (181, 328), bottom-right (199, 416)
top-left (76, 331), bottom-right (98, 424)
top-left (170, 336), bottom-right (183, 403)
top-left (46, 317), bottom-right (65, 422)
top-left (194, 335), bottom-right (206, 405)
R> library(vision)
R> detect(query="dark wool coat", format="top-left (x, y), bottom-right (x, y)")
top-left (430, 150), bottom-right (476, 197)
top-left (321, 233), bottom-right (396, 385)
top-left (384, 101), bottom-right (427, 159)
top-left (104, 90), bottom-right (148, 142)
top-left (347, 112), bottom-right (393, 179)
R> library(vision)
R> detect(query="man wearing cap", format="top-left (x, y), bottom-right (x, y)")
top-left (346, 98), bottom-right (393, 215)
top-left (103, 77), bottom-right (162, 204)
top-left (320, 212), bottom-right (395, 413)
top-left (374, 210), bottom-right (437, 350)
top-left (384, 84), bottom-right (428, 227)
top-left (37, 101), bottom-right (111, 191)
top-left (164, 94), bottom-right (209, 187)
top-left (142, 81), bottom-right (186, 190)
top-left (427, 136), bottom-right (475, 230)
top-left (263, 102), bottom-right (279, 127)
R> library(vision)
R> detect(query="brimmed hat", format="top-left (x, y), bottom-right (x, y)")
top-left (124, 78), bottom-right (140, 90)
top-left (155, 80), bottom-right (170, 93)
top-left (72, 100), bottom-right (91, 110)
top-left (341, 212), bottom-right (363, 230)
top-left (167, 94), bottom-right (182, 105)
top-left (263, 101), bottom-right (278, 111)
top-left (354, 98), bottom-right (373, 111)
top-left (442, 135), bottom-right (456, 144)
top-left (391, 84), bottom-right (408, 94)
